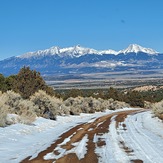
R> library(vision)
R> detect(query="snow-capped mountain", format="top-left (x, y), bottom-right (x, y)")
top-left (118, 44), bottom-right (158, 55)
top-left (17, 44), bottom-right (158, 59)
top-left (99, 49), bottom-right (118, 55)
top-left (17, 45), bottom-right (99, 59)
top-left (0, 44), bottom-right (162, 76)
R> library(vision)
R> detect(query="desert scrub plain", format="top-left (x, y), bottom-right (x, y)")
top-left (0, 89), bottom-right (130, 127)
top-left (0, 67), bottom-right (163, 127)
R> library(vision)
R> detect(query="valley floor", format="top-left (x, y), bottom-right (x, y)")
top-left (0, 108), bottom-right (163, 163)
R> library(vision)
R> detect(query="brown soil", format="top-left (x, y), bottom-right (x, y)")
top-left (21, 109), bottom-right (145, 163)
top-left (96, 138), bottom-right (106, 147)
top-left (119, 141), bottom-right (134, 154)
top-left (131, 159), bottom-right (144, 163)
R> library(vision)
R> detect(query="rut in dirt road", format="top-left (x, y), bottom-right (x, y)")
top-left (21, 109), bottom-right (147, 163)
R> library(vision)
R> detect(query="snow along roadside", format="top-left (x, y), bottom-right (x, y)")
top-left (0, 108), bottom-right (137, 163)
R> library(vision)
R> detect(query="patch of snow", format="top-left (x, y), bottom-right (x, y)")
top-left (6, 114), bottom-right (20, 125)
top-left (99, 49), bottom-right (118, 55)
top-left (92, 61), bottom-right (128, 68)
top-left (142, 111), bottom-right (163, 136)
top-left (44, 134), bottom-right (89, 161)
top-left (77, 128), bottom-right (83, 131)
top-left (93, 115), bottom-right (130, 163)
top-left (59, 132), bottom-right (76, 146)
top-left (72, 134), bottom-right (89, 160)
top-left (88, 128), bottom-right (94, 131)
top-left (96, 121), bottom-right (105, 127)
top-left (120, 111), bottom-right (163, 163)
top-left (94, 109), bottom-right (163, 163)
top-left (94, 133), bottom-right (117, 163)
top-left (63, 61), bottom-right (134, 69)
top-left (44, 147), bottom-right (66, 160)
top-left (108, 116), bottom-right (130, 162)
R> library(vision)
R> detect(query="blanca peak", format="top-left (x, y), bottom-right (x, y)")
top-left (118, 44), bottom-right (158, 55)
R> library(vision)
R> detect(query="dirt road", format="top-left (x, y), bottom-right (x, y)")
top-left (21, 109), bottom-right (163, 163)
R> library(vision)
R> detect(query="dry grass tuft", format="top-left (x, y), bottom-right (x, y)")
top-left (0, 91), bottom-right (37, 126)
top-left (150, 100), bottom-right (163, 120)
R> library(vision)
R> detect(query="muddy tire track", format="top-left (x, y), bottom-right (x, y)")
top-left (21, 109), bottom-right (145, 163)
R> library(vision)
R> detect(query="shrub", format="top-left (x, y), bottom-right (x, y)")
top-left (30, 90), bottom-right (67, 119)
top-left (0, 91), bottom-right (37, 125)
top-left (63, 96), bottom-right (130, 115)
top-left (0, 89), bottom-right (131, 127)
top-left (150, 100), bottom-right (163, 120)
top-left (0, 74), bottom-right (16, 92)
top-left (0, 74), bottom-right (7, 92)
top-left (0, 91), bottom-right (2, 97)
top-left (64, 97), bottom-right (93, 115)
top-left (15, 100), bottom-right (37, 124)
top-left (0, 101), bottom-right (9, 127)
top-left (12, 67), bottom-right (54, 99)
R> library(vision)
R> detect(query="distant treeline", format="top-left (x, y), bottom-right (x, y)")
top-left (55, 87), bottom-right (163, 108)
top-left (1, 67), bottom-right (163, 108)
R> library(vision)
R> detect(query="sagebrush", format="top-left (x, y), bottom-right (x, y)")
top-left (0, 90), bottom-right (130, 127)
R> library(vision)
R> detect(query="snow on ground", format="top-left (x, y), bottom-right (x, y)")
top-left (44, 134), bottom-right (89, 161)
top-left (0, 108), bottom-right (162, 163)
top-left (72, 134), bottom-right (88, 160)
top-left (94, 110), bottom-right (163, 163)
top-left (94, 116), bottom-right (130, 163)
top-left (122, 111), bottom-right (163, 163)
top-left (44, 133), bottom-right (89, 161)
top-left (0, 109), bottom-right (117, 163)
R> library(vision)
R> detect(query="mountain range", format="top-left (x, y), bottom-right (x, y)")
top-left (0, 44), bottom-right (163, 76)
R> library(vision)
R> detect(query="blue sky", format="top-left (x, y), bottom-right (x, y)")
top-left (0, 0), bottom-right (163, 60)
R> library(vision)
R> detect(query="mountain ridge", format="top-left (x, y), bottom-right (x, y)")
top-left (0, 44), bottom-right (162, 76)
top-left (16, 44), bottom-right (159, 59)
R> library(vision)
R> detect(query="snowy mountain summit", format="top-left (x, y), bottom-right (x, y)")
top-left (17, 44), bottom-right (158, 59)
top-left (118, 44), bottom-right (158, 55)
top-left (18, 45), bottom-right (98, 59)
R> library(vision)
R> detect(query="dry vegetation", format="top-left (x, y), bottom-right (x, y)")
top-left (134, 86), bottom-right (163, 120)
top-left (145, 100), bottom-right (163, 120)
top-left (133, 85), bottom-right (158, 92)
top-left (0, 91), bottom-right (36, 127)
top-left (0, 90), bottom-right (130, 127)
top-left (64, 96), bottom-right (129, 115)
top-left (0, 67), bottom-right (162, 127)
